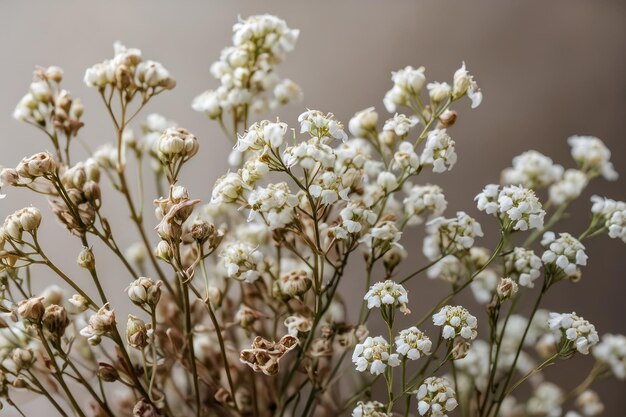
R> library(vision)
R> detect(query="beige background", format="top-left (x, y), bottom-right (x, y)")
top-left (1, 0), bottom-right (625, 415)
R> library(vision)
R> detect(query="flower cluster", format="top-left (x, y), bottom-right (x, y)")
top-left (476, 184), bottom-right (545, 231)
top-left (403, 184), bottom-right (447, 226)
top-left (423, 212), bottom-right (483, 260)
top-left (395, 327), bottom-right (432, 360)
top-left (548, 312), bottom-right (599, 355)
top-left (501, 150), bottom-right (564, 189)
top-left (432, 305), bottom-right (478, 341)
top-left (590, 195), bottom-right (626, 243)
top-left (541, 232), bottom-right (587, 278)
top-left (567, 135), bottom-right (618, 181)
top-left (505, 247), bottom-right (542, 288)
top-left (364, 280), bottom-right (409, 312)
top-left (220, 241), bottom-right (264, 282)
top-left (352, 401), bottom-right (391, 417)
top-left (592, 333), bottom-right (626, 379)
top-left (416, 376), bottom-right (458, 417)
top-left (353, 336), bottom-right (401, 375)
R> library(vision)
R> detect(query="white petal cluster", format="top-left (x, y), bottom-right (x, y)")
top-left (423, 212), bottom-right (483, 260)
top-left (235, 121), bottom-right (288, 152)
top-left (403, 184), bottom-right (447, 226)
top-left (79, 306), bottom-right (116, 345)
top-left (432, 305), bottom-right (478, 341)
top-left (395, 327), bottom-right (432, 360)
top-left (392, 143), bottom-right (420, 174)
top-left (590, 195), bottom-right (626, 243)
top-left (283, 137), bottom-right (336, 170)
top-left (416, 376), bottom-right (458, 417)
top-left (352, 401), bottom-right (391, 417)
top-left (247, 182), bottom-right (298, 229)
top-left (383, 113), bottom-right (418, 137)
top-left (383, 66), bottom-right (426, 113)
top-left (575, 390), bottom-right (604, 417)
top-left (338, 203), bottom-right (377, 235)
top-left (220, 242), bottom-right (264, 283)
top-left (501, 150), bottom-right (563, 189)
top-left (548, 169), bottom-right (588, 205)
top-left (548, 312), bottom-right (599, 355)
top-left (505, 247), bottom-right (542, 288)
top-left (84, 42), bottom-right (174, 91)
top-left (211, 172), bottom-right (247, 205)
top-left (309, 171), bottom-right (352, 205)
top-left (349, 107), bottom-right (379, 138)
top-left (364, 280), bottom-right (409, 310)
top-left (592, 333), bottom-right (626, 379)
top-left (476, 184), bottom-right (545, 231)
top-left (192, 15), bottom-right (300, 118)
top-left (567, 135), bottom-right (618, 181)
top-left (421, 129), bottom-right (457, 173)
top-left (352, 336), bottom-right (400, 375)
top-left (298, 110), bottom-right (348, 143)
top-left (452, 62), bottom-right (482, 108)
top-left (541, 232), bottom-right (587, 277)
top-left (360, 221), bottom-right (403, 251)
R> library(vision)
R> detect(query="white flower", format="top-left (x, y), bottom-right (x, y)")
top-left (590, 195), bottom-right (626, 243)
top-left (283, 137), bottom-right (336, 170)
top-left (427, 82), bottom-right (451, 103)
top-left (383, 113), bottom-right (418, 137)
top-left (273, 79), bottom-right (302, 105)
top-left (247, 182), bottom-right (298, 230)
top-left (191, 90), bottom-right (221, 118)
top-left (136, 60), bottom-right (175, 89)
top-left (548, 312), bottom-right (599, 355)
top-left (416, 376), bottom-right (458, 417)
top-left (220, 242), bottom-right (264, 283)
top-left (236, 120), bottom-right (288, 152)
top-left (452, 61), bottom-right (482, 108)
top-left (349, 107), bottom-right (379, 138)
top-left (284, 315), bottom-right (312, 337)
top-left (339, 203), bottom-right (377, 234)
top-left (364, 280), bottom-right (409, 311)
top-left (475, 184), bottom-right (545, 231)
top-left (403, 184), bottom-right (447, 226)
top-left (360, 221), bottom-right (403, 252)
top-left (211, 172), bottom-right (246, 204)
top-left (352, 336), bottom-right (400, 375)
top-left (376, 171), bottom-right (399, 191)
top-left (575, 390), bottom-right (604, 416)
top-left (423, 212), bottom-right (483, 260)
top-left (548, 169), bottom-right (588, 205)
top-left (567, 135), bottom-right (618, 180)
top-left (352, 401), bottom-right (391, 417)
top-left (501, 150), bottom-right (563, 189)
top-left (526, 382), bottom-right (563, 417)
top-left (470, 269), bottom-right (499, 304)
top-left (593, 333), bottom-right (626, 379)
top-left (383, 65), bottom-right (426, 112)
top-left (421, 129), bottom-right (457, 173)
top-left (505, 247), bottom-right (542, 288)
top-left (541, 232), bottom-right (587, 277)
top-left (298, 110), bottom-right (347, 143)
top-left (393, 142), bottom-right (420, 173)
top-left (432, 305), bottom-right (478, 341)
top-left (80, 305), bottom-right (116, 345)
top-left (395, 327), bottom-right (432, 360)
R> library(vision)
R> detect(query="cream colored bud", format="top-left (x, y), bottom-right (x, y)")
top-left (17, 297), bottom-right (45, 322)
top-left (207, 286), bottom-right (222, 308)
top-left (155, 240), bottom-right (172, 262)
top-left (16, 152), bottom-right (57, 178)
top-left (277, 270), bottom-right (312, 298)
top-left (126, 277), bottom-right (162, 307)
top-left (497, 277), bottom-right (518, 301)
top-left (45, 66), bottom-right (64, 82)
top-left (19, 207), bottom-right (42, 232)
top-left (77, 247), bottom-right (96, 269)
top-left (125, 242), bottom-right (147, 266)
top-left (438, 110), bottom-right (457, 128)
top-left (0, 168), bottom-right (19, 186)
top-left (126, 315), bottom-right (149, 349)
top-left (11, 348), bottom-right (34, 371)
top-left (68, 294), bottom-right (90, 312)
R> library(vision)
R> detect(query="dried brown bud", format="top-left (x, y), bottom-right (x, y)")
top-left (133, 398), bottom-right (160, 417)
top-left (438, 110), bottom-right (458, 128)
top-left (77, 247), bottom-right (96, 269)
top-left (0, 168), bottom-right (19, 186)
top-left (16, 152), bottom-right (57, 178)
top-left (451, 340), bottom-right (471, 360)
top-left (496, 277), bottom-right (518, 301)
top-left (97, 362), bottom-right (120, 382)
top-left (11, 348), bottom-right (34, 371)
top-left (277, 270), bottom-right (312, 298)
top-left (42, 304), bottom-right (69, 341)
top-left (17, 297), bottom-right (45, 322)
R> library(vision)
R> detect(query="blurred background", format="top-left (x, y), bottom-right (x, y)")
top-left (1, 0), bottom-right (625, 415)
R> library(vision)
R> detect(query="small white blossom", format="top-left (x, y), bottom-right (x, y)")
top-left (421, 129), bottom-right (457, 173)
top-left (352, 336), bottom-right (400, 375)
top-left (360, 221), bottom-right (403, 252)
top-left (236, 120), bottom-right (288, 152)
top-left (376, 171), bottom-right (399, 192)
top-left (548, 169), bottom-right (588, 205)
top-left (590, 195), bottom-right (626, 243)
top-left (339, 203), bottom-right (377, 234)
top-left (541, 232), bottom-right (587, 277)
top-left (393, 142), bottom-right (420, 173)
top-left (395, 327), bottom-right (432, 360)
top-left (526, 382), bottom-right (563, 417)
top-left (548, 312), bottom-right (599, 355)
top-left (505, 247), bottom-right (542, 288)
top-left (433, 305), bottom-right (478, 341)
top-left (211, 172), bottom-right (246, 204)
top-left (452, 62), bottom-right (482, 108)
top-left (567, 135), bottom-right (618, 180)
top-left (416, 376), bottom-right (458, 417)
top-left (427, 82), bottom-right (451, 103)
top-left (592, 333), bottom-right (626, 379)
top-left (475, 184), bottom-right (545, 231)
top-left (575, 390), bottom-right (604, 416)
top-left (80, 305), bottom-right (116, 345)
top-left (501, 150), bottom-right (563, 189)
top-left (349, 107), bottom-right (379, 138)
top-left (247, 182), bottom-right (298, 230)
top-left (470, 269), bottom-right (499, 303)
top-left (352, 401), bottom-right (391, 417)
top-left (423, 212), bottom-right (483, 260)
top-left (383, 113), bottom-right (418, 137)
top-left (220, 242), bottom-right (264, 283)
top-left (384, 65), bottom-right (426, 113)
top-left (403, 184), bottom-right (447, 226)
top-left (298, 110), bottom-right (347, 143)
top-left (364, 280), bottom-right (409, 311)
top-left (283, 137), bottom-right (336, 170)
top-left (272, 79), bottom-right (302, 106)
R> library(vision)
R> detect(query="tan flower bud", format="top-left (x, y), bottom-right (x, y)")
top-left (11, 348), bottom-right (34, 371)
top-left (126, 277), bottom-right (162, 307)
top-left (190, 220), bottom-right (215, 244)
top-left (97, 362), bottom-right (119, 382)
top-left (451, 340), bottom-right (471, 360)
top-left (277, 270), bottom-right (312, 298)
top-left (17, 297), bottom-right (45, 322)
top-left (16, 152), bottom-right (57, 178)
top-left (0, 168), bottom-right (19, 186)
top-left (69, 294), bottom-right (90, 312)
top-left (207, 286), bottom-right (223, 308)
top-left (77, 247), bottom-right (96, 269)
top-left (133, 398), bottom-right (160, 417)
top-left (44, 66), bottom-right (64, 82)
top-left (438, 110), bottom-right (458, 128)
top-left (18, 207), bottom-right (42, 232)
top-left (235, 306), bottom-right (262, 330)
top-left (126, 315), bottom-right (149, 350)
top-left (497, 277), bottom-right (518, 301)
top-left (154, 240), bottom-right (172, 262)
top-left (42, 304), bottom-right (69, 340)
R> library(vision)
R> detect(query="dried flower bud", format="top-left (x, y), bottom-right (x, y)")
top-left (451, 340), bottom-right (471, 360)
top-left (77, 247), bottom-right (96, 269)
top-left (497, 277), bottom-right (518, 301)
top-left (190, 219), bottom-right (215, 244)
top-left (80, 305), bottom-right (116, 345)
top-left (97, 362), bottom-right (119, 382)
top-left (157, 127), bottom-right (199, 163)
top-left (42, 304), bottom-right (69, 341)
top-left (438, 110), bottom-right (458, 128)
top-left (69, 294), bottom-right (90, 312)
top-left (18, 207), bottom-right (42, 233)
top-left (154, 240), bottom-right (172, 262)
top-left (236, 306), bottom-right (263, 330)
top-left (277, 270), bottom-right (312, 298)
top-left (126, 277), bottom-right (162, 308)
top-left (0, 168), bottom-right (19, 186)
top-left (11, 348), bottom-right (34, 371)
top-left (126, 315), bottom-right (149, 349)
top-left (17, 297), bottom-right (45, 322)
top-left (207, 286), bottom-right (223, 308)
top-left (133, 398), bottom-right (160, 417)
top-left (16, 152), bottom-right (57, 178)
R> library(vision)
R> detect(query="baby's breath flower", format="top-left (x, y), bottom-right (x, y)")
top-left (395, 327), bottom-right (432, 360)
top-left (126, 315), bottom-right (149, 350)
top-left (2, 207), bottom-right (42, 241)
top-left (16, 152), bottom-right (57, 179)
top-left (384, 65), bottom-right (426, 113)
top-left (352, 336), bottom-right (400, 375)
top-left (592, 333), bottom-right (626, 379)
top-left (236, 120), bottom-right (287, 152)
top-left (42, 305), bottom-right (69, 341)
top-left (80, 305), bottom-right (116, 345)
top-left (383, 113), bottom-right (418, 137)
top-left (567, 135), bottom-right (618, 180)
top-left (273, 79), bottom-right (302, 106)
top-left (349, 107), bottom-right (379, 138)
top-left (283, 137), bottom-right (336, 170)
top-left (505, 247), bottom-right (542, 288)
top-left (339, 203), bottom-right (377, 235)
top-left (393, 142), bottom-right (420, 173)
top-left (423, 212), bottom-right (483, 260)
top-left (298, 110), bottom-right (347, 143)
top-left (548, 169), bottom-right (588, 205)
top-left (156, 127), bottom-right (199, 164)
top-left (432, 305), bottom-right (478, 341)
top-left (590, 195), bottom-right (626, 243)
top-left (416, 376), bottom-right (458, 417)
top-left (575, 390), bottom-right (603, 416)
top-left (211, 172), bottom-right (246, 204)
top-left (475, 184), bottom-right (545, 231)
top-left (421, 129), bottom-right (457, 173)
top-left (427, 82), bottom-right (452, 104)
top-left (364, 280), bottom-right (409, 312)
top-left (126, 277), bottom-right (162, 308)
top-left (220, 241), bottom-right (264, 283)
top-left (276, 270), bottom-right (312, 298)
top-left (247, 182), bottom-right (298, 230)
top-left (548, 312), bottom-right (599, 355)
top-left (352, 401), bottom-right (391, 417)
top-left (497, 277), bottom-right (518, 301)
top-left (284, 315), bottom-right (312, 337)
top-left (360, 221), bottom-right (403, 254)
top-left (501, 150), bottom-right (563, 189)
top-left (541, 232), bottom-right (587, 278)
top-left (17, 297), bottom-right (45, 322)
top-left (68, 294), bottom-right (89, 312)
top-left (526, 382), bottom-right (563, 417)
